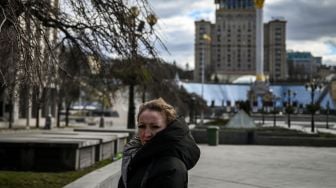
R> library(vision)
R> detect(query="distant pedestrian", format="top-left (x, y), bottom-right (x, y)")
top-left (118, 98), bottom-right (200, 188)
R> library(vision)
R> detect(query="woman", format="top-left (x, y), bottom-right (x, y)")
top-left (118, 98), bottom-right (200, 188)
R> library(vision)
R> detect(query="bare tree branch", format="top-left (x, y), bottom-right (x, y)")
top-left (0, 0), bottom-right (164, 88)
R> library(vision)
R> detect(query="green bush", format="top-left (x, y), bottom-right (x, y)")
top-left (204, 119), bottom-right (229, 126)
top-left (318, 132), bottom-right (336, 138)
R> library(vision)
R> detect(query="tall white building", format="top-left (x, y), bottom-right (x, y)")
top-left (194, 0), bottom-right (287, 83)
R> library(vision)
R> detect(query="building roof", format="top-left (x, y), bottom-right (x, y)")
top-left (287, 52), bottom-right (313, 60)
top-left (232, 75), bottom-right (256, 84)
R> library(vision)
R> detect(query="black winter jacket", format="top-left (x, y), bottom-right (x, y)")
top-left (118, 117), bottom-right (200, 188)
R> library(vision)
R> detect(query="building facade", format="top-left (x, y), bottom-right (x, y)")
top-left (264, 18), bottom-right (287, 82)
top-left (194, 0), bottom-right (287, 83)
top-left (287, 51), bottom-right (322, 81)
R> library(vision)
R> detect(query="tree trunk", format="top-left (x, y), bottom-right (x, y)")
top-left (57, 101), bottom-right (62, 127)
top-left (127, 84), bottom-right (135, 129)
top-left (25, 85), bottom-right (31, 129)
top-left (36, 104), bottom-right (40, 128)
top-left (56, 102), bottom-right (62, 127)
top-left (8, 100), bottom-right (13, 129)
top-left (65, 104), bottom-right (70, 127)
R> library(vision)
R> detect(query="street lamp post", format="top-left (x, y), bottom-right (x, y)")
top-left (190, 96), bottom-right (196, 124)
top-left (200, 45), bottom-right (205, 126)
top-left (272, 95), bottom-right (277, 127)
top-left (326, 101), bottom-right (330, 129)
top-left (126, 6), bottom-right (157, 129)
top-left (262, 99), bottom-right (265, 124)
top-left (100, 96), bottom-right (105, 128)
top-left (305, 80), bottom-right (323, 133)
top-left (283, 90), bottom-right (296, 128)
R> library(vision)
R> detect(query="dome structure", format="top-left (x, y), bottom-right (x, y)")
top-left (232, 75), bottom-right (256, 84)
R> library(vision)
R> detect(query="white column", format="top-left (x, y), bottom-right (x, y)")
top-left (256, 8), bottom-right (264, 81)
top-left (255, 0), bottom-right (265, 82)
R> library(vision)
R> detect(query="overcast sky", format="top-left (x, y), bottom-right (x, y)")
top-left (148, 0), bottom-right (336, 69)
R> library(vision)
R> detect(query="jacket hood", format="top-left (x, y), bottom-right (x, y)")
top-left (130, 117), bottom-right (200, 170)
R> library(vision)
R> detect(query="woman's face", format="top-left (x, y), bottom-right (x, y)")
top-left (138, 109), bottom-right (167, 145)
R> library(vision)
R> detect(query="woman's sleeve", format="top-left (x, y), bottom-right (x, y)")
top-left (147, 157), bottom-right (188, 188)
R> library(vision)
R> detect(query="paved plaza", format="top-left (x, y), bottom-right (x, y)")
top-left (189, 145), bottom-right (336, 188)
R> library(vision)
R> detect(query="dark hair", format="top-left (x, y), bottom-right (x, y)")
top-left (137, 98), bottom-right (177, 125)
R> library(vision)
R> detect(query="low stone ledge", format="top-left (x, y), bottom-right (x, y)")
top-left (0, 136), bottom-right (100, 171)
top-left (191, 129), bottom-right (336, 147)
top-left (191, 129), bottom-right (252, 145)
top-left (190, 129), bottom-right (207, 144)
top-left (74, 128), bottom-right (135, 140)
top-left (36, 132), bottom-right (118, 161)
top-left (255, 136), bottom-right (336, 147)
top-left (255, 131), bottom-right (318, 137)
top-left (73, 128), bottom-right (130, 154)
top-left (64, 159), bottom-right (121, 188)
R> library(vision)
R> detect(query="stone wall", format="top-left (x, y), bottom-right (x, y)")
top-left (191, 129), bottom-right (254, 145)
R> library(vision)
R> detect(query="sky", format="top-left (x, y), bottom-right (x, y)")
top-left (148, 0), bottom-right (336, 69)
